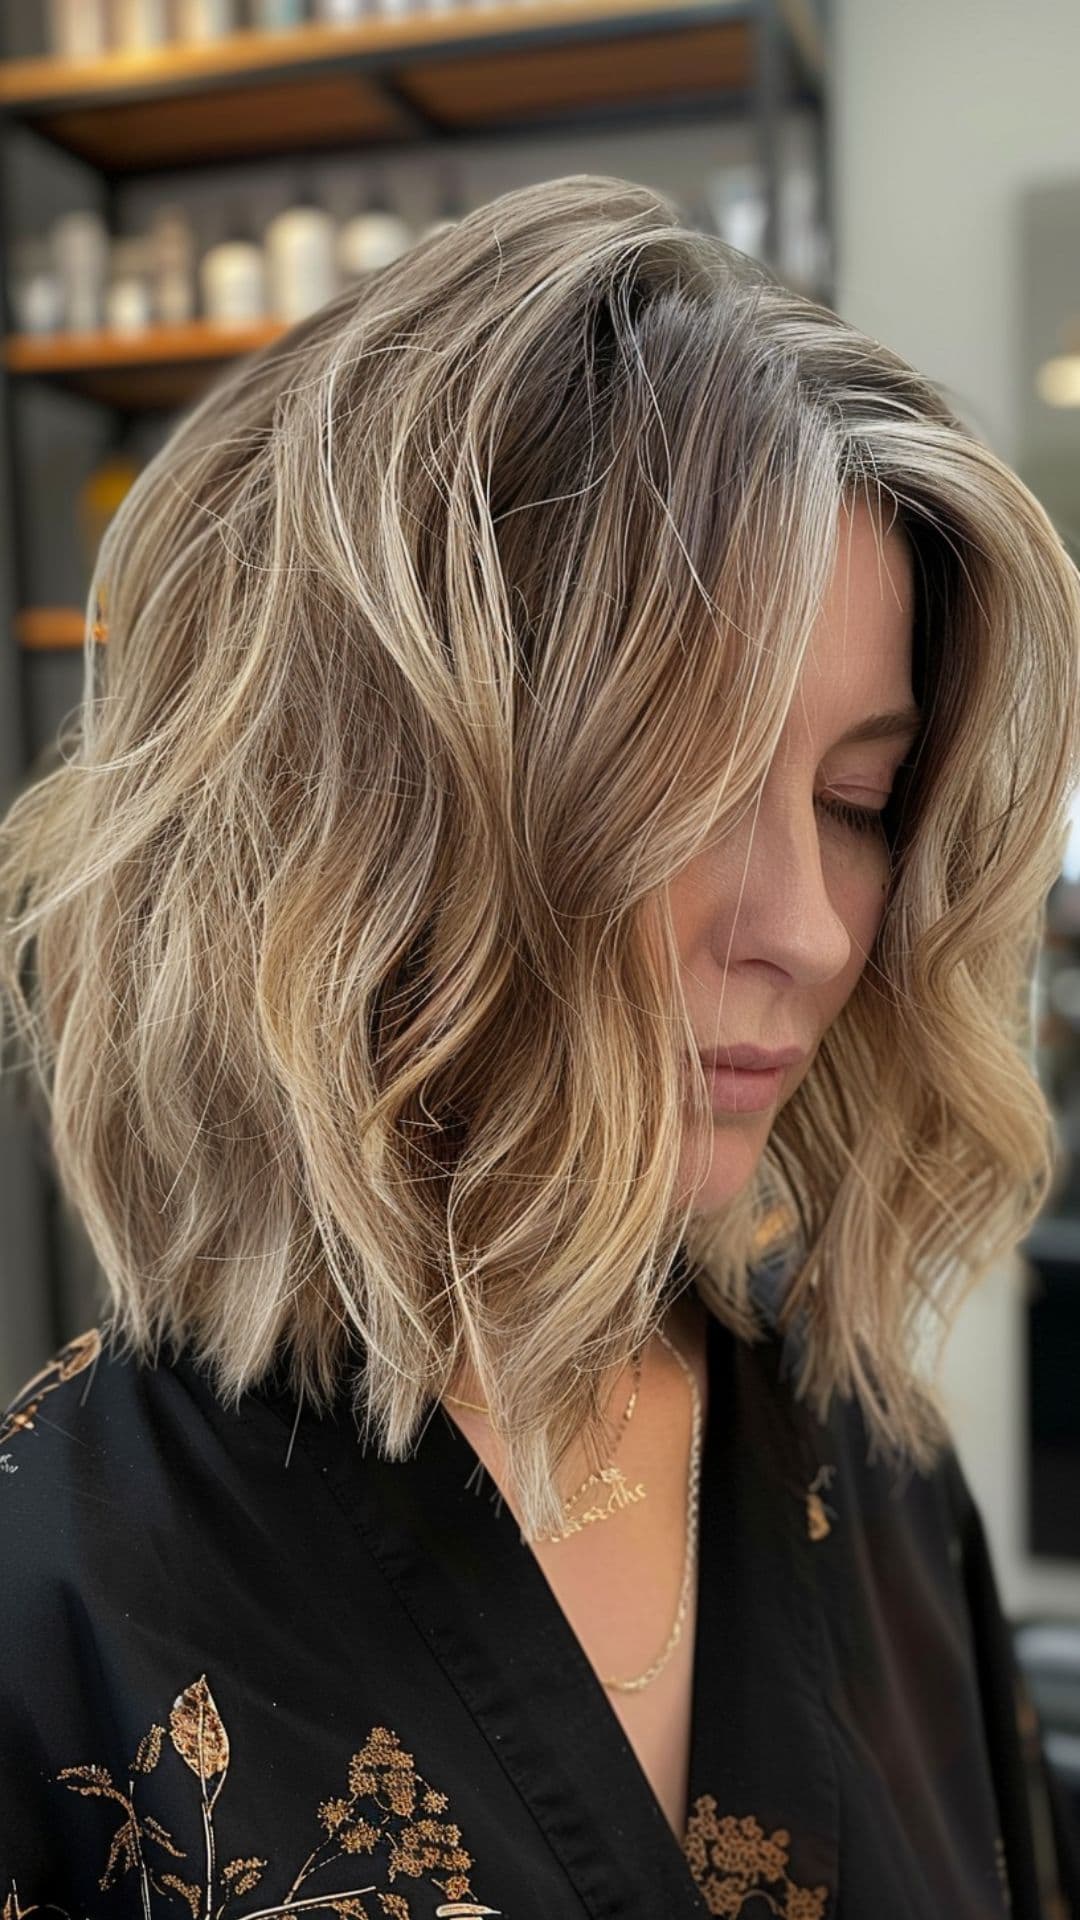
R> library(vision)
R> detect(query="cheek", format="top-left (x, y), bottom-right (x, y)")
top-left (661, 832), bottom-right (893, 979)
top-left (829, 848), bottom-right (892, 992)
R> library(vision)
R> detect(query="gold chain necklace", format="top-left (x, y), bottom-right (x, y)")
top-left (444, 1326), bottom-right (703, 1693)
top-left (448, 1347), bottom-right (643, 1520)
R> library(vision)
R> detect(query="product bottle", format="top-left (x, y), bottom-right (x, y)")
top-left (108, 0), bottom-right (170, 49)
top-left (705, 162), bottom-right (768, 261)
top-left (105, 236), bottom-right (153, 333)
top-left (148, 204), bottom-right (198, 324)
top-left (199, 204), bottom-right (267, 325)
top-left (265, 175), bottom-right (339, 323)
top-left (336, 166), bottom-right (413, 277)
top-left (46, 0), bottom-right (109, 57)
top-left (8, 239), bottom-right (63, 334)
top-left (51, 209), bottom-right (110, 332)
top-left (173, 0), bottom-right (239, 39)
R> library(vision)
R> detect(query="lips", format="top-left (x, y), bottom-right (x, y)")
top-left (703, 1060), bottom-right (785, 1114)
top-left (697, 1044), bottom-right (805, 1073)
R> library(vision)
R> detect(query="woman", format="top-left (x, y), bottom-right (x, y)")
top-left (0, 174), bottom-right (1078, 1919)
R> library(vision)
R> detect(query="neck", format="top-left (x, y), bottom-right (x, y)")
top-left (443, 1344), bottom-right (639, 1424)
top-left (439, 1287), bottom-right (707, 1534)
top-left (441, 1285), bottom-right (704, 1427)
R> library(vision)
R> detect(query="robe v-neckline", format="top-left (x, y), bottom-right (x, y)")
top-left (265, 1291), bottom-right (840, 1920)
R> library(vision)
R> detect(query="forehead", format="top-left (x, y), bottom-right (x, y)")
top-left (790, 500), bottom-right (915, 725)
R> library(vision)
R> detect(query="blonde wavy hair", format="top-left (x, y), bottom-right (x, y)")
top-left (1, 174), bottom-right (1077, 1540)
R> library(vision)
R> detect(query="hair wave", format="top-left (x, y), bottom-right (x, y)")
top-left (1, 174), bottom-right (1077, 1538)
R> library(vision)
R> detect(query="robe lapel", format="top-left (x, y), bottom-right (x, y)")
top-left (302, 1339), bottom-right (717, 1919)
top-left (285, 1293), bottom-right (839, 1920)
top-left (682, 1307), bottom-right (839, 1918)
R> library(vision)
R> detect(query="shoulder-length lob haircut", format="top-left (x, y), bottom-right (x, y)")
top-left (1, 175), bottom-right (1078, 1539)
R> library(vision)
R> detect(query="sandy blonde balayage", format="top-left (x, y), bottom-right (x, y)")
top-left (1, 174), bottom-right (1078, 1539)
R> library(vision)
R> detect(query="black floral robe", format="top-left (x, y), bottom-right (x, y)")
top-left (1, 1256), bottom-right (1077, 1920)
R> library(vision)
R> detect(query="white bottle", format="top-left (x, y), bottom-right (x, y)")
top-left (148, 205), bottom-right (197, 324)
top-left (336, 170), bottom-right (413, 278)
top-left (265, 180), bottom-right (339, 323)
top-left (199, 208), bottom-right (267, 325)
top-left (108, 0), bottom-right (170, 50)
top-left (105, 237), bottom-right (152, 333)
top-left (706, 163), bottom-right (768, 261)
top-left (9, 240), bottom-right (63, 335)
top-left (51, 209), bottom-right (110, 332)
top-left (313, 0), bottom-right (367, 20)
top-left (173, 0), bottom-right (239, 39)
top-left (46, 0), bottom-right (109, 58)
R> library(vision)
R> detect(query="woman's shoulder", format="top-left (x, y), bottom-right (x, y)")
top-left (3, 1322), bottom-right (187, 1480)
top-left (0, 1324), bottom-right (294, 1594)
top-left (2, 1329), bottom-right (180, 1598)
top-left (2, 1325), bottom-right (143, 1502)
top-left (0, 1329), bottom-right (196, 1867)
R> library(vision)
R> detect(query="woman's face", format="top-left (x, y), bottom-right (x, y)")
top-left (669, 496), bottom-right (918, 1212)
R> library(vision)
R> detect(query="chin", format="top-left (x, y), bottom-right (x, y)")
top-left (677, 1124), bottom-right (766, 1212)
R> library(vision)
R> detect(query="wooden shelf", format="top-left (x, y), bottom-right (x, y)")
top-left (4, 319), bottom-right (286, 408)
top-left (0, 2), bottom-right (823, 172)
top-left (15, 607), bottom-right (97, 652)
top-left (3, 0), bottom-right (829, 641)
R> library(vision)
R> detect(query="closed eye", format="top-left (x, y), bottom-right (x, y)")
top-left (818, 795), bottom-right (888, 836)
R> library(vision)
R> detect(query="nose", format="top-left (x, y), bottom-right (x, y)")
top-left (712, 796), bottom-right (858, 992)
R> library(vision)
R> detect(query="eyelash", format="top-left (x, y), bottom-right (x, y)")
top-left (819, 795), bottom-right (888, 837)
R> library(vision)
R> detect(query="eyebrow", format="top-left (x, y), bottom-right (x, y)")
top-left (832, 705), bottom-right (923, 749)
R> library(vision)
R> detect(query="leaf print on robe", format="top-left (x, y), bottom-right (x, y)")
top-left (0, 1328), bottom-right (102, 1469)
top-left (2, 1674), bottom-right (503, 1920)
top-left (682, 1798), bottom-right (830, 1918)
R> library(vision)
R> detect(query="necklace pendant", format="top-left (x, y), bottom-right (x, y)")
top-left (537, 1467), bottom-right (649, 1544)
top-left (588, 1467), bottom-right (647, 1519)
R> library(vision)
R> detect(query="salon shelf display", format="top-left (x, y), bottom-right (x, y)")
top-left (0, 1), bottom-right (825, 174)
top-left (3, 318), bottom-right (284, 408)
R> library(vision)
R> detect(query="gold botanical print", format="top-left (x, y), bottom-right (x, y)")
top-left (0, 1328), bottom-right (102, 1469)
top-left (2, 1673), bottom-right (502, 1920)
top-left (805, 1465), bottom-right (837, 1543)
top-left (682, 1798), bottom-right (829, 1918)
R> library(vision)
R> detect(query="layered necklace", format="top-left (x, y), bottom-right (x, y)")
top-left (444, 1324), bottom-right (702, 1693)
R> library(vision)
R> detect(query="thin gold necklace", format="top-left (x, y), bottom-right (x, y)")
top-left (447, 1347), bottom-right (643, 1522)
top-left (444, 1327), bottom-right (703, 1693)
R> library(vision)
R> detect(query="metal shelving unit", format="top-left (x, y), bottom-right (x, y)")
top-left (0, 0), bottom-right (831, 1379)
